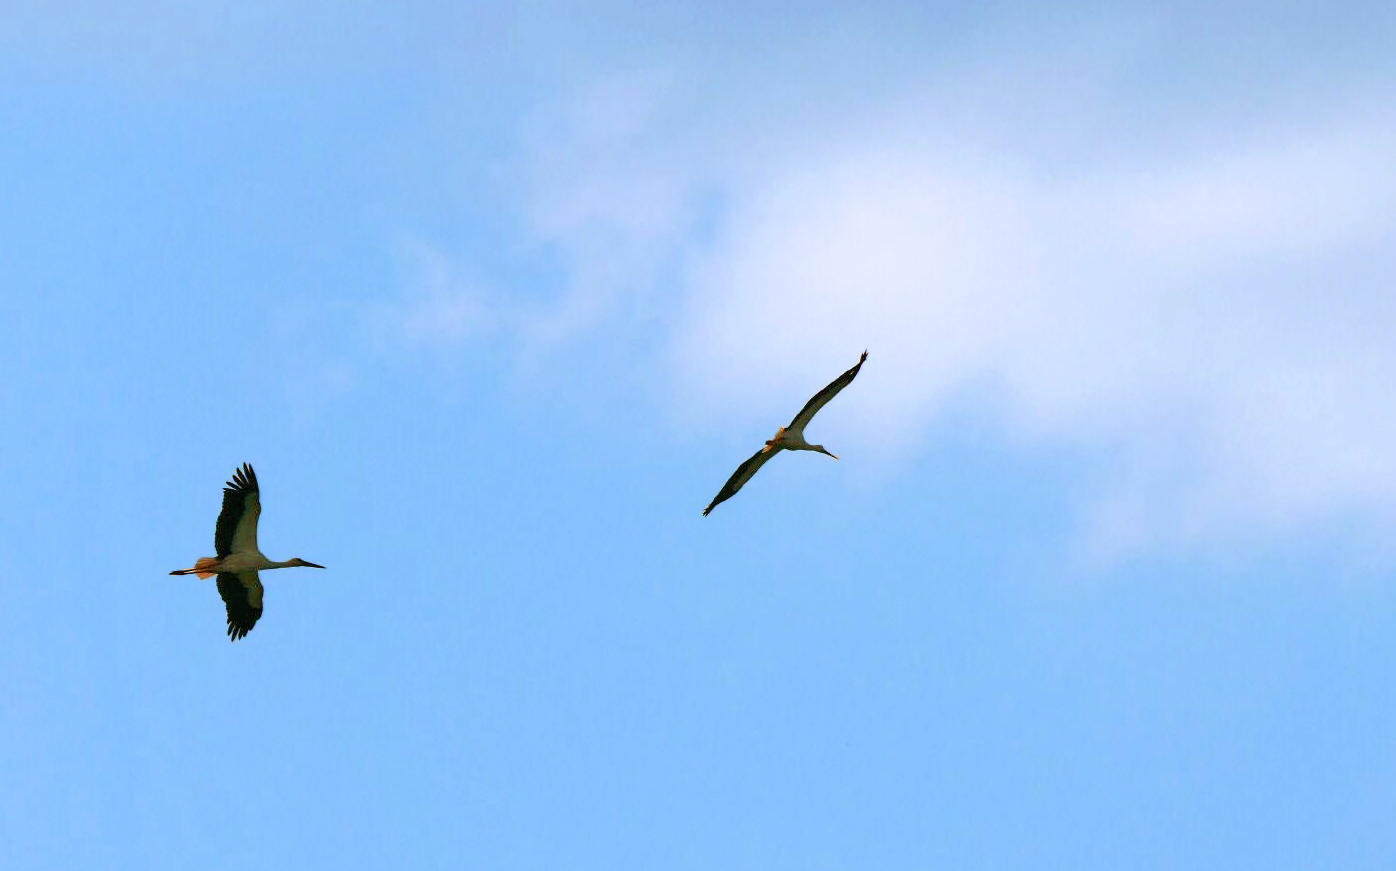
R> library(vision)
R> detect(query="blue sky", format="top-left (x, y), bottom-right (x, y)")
top-left (3, 2), bottom-right (1396, 868)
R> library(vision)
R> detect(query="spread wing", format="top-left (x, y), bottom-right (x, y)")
top-left (703, 445), bottom-right (782, 516)
top-left (216, 571), bottom-right (264, 641)
top-left (214, 463), bottom-right (260, 558)
top-left (787, 350), bottom-right (868, 434)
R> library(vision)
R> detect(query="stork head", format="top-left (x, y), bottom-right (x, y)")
top-left (814, 445), bottom-right (838, 459)
top-left (291, 558), bottom-right (325, 569)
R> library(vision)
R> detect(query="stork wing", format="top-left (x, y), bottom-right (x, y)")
top-left (786, 350), bottom-right (868, 434)
top-left (703, 445), bottom-right (782, 516)
top-left (216, 571), bottom-right (264, 641)
top-left (214, 463), bottom-right (261, 558)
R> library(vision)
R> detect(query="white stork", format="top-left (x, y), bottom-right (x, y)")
top-left (703, 350), bottom-right (868, 516)
top-left (170, 463), bottom-right (323, 641)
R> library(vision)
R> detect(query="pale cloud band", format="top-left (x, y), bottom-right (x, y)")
top-left (414, 16), bottom-right (1396, 560)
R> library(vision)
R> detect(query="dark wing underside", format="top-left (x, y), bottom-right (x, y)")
top-left (703, 445), bottom-right (781, 516)
top-left (787, 350), bottom-right (868, 432)
top-left (214, 463), bottom-right (259, 557)
top-left (216, 571), bottom-right (264, 641)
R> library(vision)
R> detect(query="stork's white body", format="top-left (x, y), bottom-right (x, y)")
top-left (212, 552), bottom-right (308, 574)
top-left (769, 425), bottom-right (818, 450)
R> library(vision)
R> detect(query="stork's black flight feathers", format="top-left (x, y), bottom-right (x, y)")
top-left (216, 572), bottom-right (264, 641)
top-left (787, 350), bottom-right (867, 432)
top-left (214, 463), bottom-right (259, 558)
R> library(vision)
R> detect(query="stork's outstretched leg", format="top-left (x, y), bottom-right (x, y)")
top-left (170, 557), bottom-right (220, 579)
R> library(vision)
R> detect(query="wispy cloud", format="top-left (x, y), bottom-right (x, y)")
top-left (515, 71), bottom-right (709, 346)
top-left (392, 241), bottom-right (499, 348)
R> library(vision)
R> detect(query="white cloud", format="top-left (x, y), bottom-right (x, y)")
top-left (671, 113), bottom-right (1396, 558)
top-left (510, 33), bottom-right (1396, 559)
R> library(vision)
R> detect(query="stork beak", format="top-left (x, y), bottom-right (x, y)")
top-left (303, 561), bottom-right (325, 569)
top-left (823, 449), bottom-right (839, 460)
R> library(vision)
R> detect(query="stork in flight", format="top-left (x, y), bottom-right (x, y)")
top-left (703, 350), bottom-right (867, 516)
top-left (170, 463), bottom-right (323, 640)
